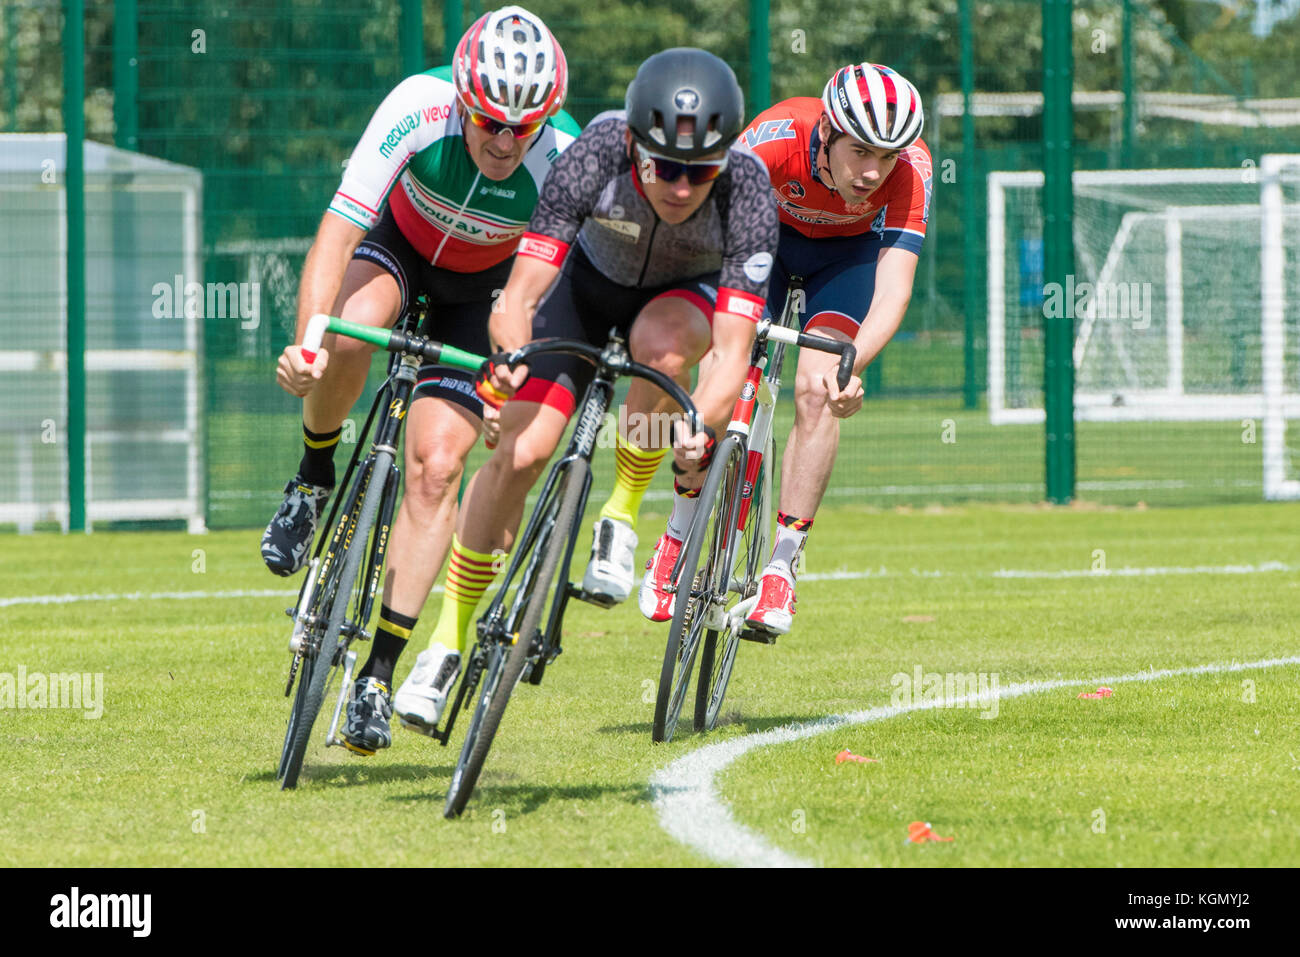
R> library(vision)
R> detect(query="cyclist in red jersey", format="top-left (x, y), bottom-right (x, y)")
top-left (636, 62), bottom-right (933, 635)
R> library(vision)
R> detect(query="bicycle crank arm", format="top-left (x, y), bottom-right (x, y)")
top-left (728, 594), bottom-right (760, 622)
top-left (324, 649), bottom-right (358, 747)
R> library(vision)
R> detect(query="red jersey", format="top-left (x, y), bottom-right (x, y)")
top-left (739, 97), bottom-right (932, 253)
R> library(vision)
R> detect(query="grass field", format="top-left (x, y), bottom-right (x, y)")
top-left (3, 500), bottom-right (1298, 867)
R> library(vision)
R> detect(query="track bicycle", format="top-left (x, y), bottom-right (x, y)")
top-left (276, 305), bottom-right (488, 789)
top-left (651, 278), bottom-right (857, 742)
top-left (435, 332), bottom-right (702, 817)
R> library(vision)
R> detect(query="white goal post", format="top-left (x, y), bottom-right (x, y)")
top-left (1261, 153), bottom-right (1300, 500)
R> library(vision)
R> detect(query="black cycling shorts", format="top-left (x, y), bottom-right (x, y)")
top-left (352, 207), bottom-right (512, 420)
top-left (514, 244), bottom-right (719, 417)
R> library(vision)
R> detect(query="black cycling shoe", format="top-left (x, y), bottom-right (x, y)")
top-left (260, 476), bottom-right (332, 576)
top-left (342, 677), bottom-right (393, 756)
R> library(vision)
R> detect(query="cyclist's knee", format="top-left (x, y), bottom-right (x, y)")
top-left (793, 369), bottom-right (835, 425)
top-left (407, 447), bottom-right (465, 507)
top-left (630, 310), bottom-right (709, 376)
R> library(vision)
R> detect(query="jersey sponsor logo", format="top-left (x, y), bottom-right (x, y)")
top-left (420, 375), bottom-right (478, 399)
top-left (379, 111), bottom-right (422, 159)
top-left (720, 290), bottom-right (764, 322)
top-left (778, 197), bottom-right (868, 226)
top-left (519, 235), bottom-right (565, 264)
top-left (401, 182), bottom-right (526, 244)
top-left (741, 118), bottom-right (797, 149)
top-left (331, 194), bottom-right (375, 226)
top-left (743, 251), bottom-right (773, 283)
top-left (479, 185), bottom-right (517, 199)
top-left (870, 207), bottom-right (888, 235)
top-left (421, 104), bottom-right (453, 124)
top-left (785, 180), bottom-right (805, 199)
top-left (594, 217), bottom-right (641, 241)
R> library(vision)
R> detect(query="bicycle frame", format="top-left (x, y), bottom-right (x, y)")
top-left (693, 277), bottom-right (854, 633)
top-left (428, 333), bottom-right (699, 747)
top-left (283, 312), bottom-right (424, 746)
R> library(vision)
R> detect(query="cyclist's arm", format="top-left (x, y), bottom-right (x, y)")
top-left (293, 212), bottom-right (368, 341)
top-left (851, 245), bottom-right (918, 374)
top-left (689, 309), bottom-right (756, 430)
top-left (491, 248), bottom-right (561, 353)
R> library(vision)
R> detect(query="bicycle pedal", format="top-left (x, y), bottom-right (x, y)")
top-left (340, 739), bottom-right (376, 757)
top-left (569, 584), bottom-right (618, 609)
top-left (738, 627), bottom-right (778, 645)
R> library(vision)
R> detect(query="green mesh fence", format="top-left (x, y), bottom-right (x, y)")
top-left (5, 0), bottom-right (1300, 529)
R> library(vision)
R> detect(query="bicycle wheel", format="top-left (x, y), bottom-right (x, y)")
top-left (653, 435), bottom-right (745, 743)
top-left (278, 451), bottom-right (393, 790)
top-left (443, 457), bottom-right (589, 817)
top-left (695, 432), bottom-right (770, 732)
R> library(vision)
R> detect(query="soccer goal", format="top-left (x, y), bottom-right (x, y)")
top-left (987, 164), bottom-right (1300, 499)
top-left (1260, 154), bottom-right (1300, 500)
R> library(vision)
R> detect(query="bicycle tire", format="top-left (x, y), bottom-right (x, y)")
top-left (278, 450), bottom-right (393, 790)
top-left (652, 434), bottom-right (745, 743)
top-left (695, 452), bottom-right (765, 732)
top-left (444, 457), bottom-right (590, 817)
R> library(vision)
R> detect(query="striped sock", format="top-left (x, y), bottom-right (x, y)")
top-left (766, 511), bottom-right (814, 579)
top-left (429, 535), bottom-right (500, 655)
top-left (358, 604), bottom-right (416, 687)
top-left (599, 434), bottom-right (667, 529)
top-left (299, 423), bottom-right (342, 488)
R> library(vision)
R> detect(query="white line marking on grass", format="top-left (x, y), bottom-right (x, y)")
top-left (799, 561), bottom-right (1300, 582)
top-left (650, 655), bottom-right (1300, 868)
top-left (5, 561), bottom-right (1295, 608)
top-left (0, 585), bottom-right (458, 608)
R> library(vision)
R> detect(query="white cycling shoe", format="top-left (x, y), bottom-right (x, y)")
top-left (394, 644), bottom-right (461, 735)
top-left (581, 517), bottom-right (638, 603)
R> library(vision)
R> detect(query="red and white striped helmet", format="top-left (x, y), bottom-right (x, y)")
top-left (821, 63), bottom-right (924, 150)
top-left (453, 6), bottom-right (568, 125)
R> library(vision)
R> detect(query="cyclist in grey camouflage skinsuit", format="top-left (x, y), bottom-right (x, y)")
top-left (398, 49), bottom-right (780, 701)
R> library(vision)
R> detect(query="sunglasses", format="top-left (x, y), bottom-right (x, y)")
top-left (465, 109), bottom-right (546, 140)
top-left (635, 144), bottom-right (728, 186)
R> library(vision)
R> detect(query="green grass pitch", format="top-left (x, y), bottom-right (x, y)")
top-left (2, 500), bottom-right (1297, 866)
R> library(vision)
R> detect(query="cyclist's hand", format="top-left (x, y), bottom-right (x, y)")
top-left (277, 344), bottom-right (329, 397)
top-left (671, 419), bottom-right (717, 475)
top-left (475, 352), bottom-right (528, 409)
top-left (481, 403), bottom-right (502, 450)
top-left (823, 369), bottom-right (864, 419)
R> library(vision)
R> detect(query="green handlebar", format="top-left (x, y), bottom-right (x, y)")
top-left (315, 315), bottom-right (487, 374)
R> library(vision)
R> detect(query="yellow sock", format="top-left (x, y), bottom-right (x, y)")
top-left (429, 535), bottom-right (500, 655)
top-left (599, 433), bottom-right (667, 528)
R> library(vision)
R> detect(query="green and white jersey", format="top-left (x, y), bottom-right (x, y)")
top-left (328, 65), bottom-right (581, 273)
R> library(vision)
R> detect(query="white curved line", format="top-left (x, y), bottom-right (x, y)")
top-left (650, 655), bottom-right (1300, 868)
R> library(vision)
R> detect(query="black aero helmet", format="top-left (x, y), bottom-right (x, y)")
top-left (625, 48), bottom-right (744, 160)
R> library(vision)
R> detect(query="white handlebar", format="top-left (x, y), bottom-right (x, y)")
top-left (301, 313), bottom-right (330, 364)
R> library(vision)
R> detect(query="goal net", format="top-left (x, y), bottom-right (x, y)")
top-left (987, 165), bottom-right (1300, 499)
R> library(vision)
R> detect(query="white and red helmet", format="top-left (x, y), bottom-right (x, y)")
top-left (453, 5), bottom-right (568, 125)
top-left (821, 63), bottom-right (924, 150)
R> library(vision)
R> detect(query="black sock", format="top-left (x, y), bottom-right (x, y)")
top-left (359, 604), bottom-right (417, 688)
top-left (298, 424), bottom-right (342, 488)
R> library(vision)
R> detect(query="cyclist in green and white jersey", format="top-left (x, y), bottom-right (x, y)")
top-left (261, 6), bottom-right (579, 755)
